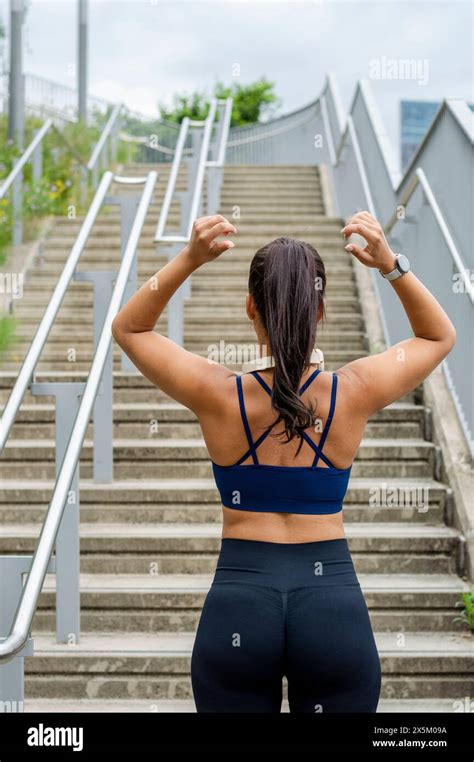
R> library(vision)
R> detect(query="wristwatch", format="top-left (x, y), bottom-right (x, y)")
top-left (379, 253), bottom-right (410, 281)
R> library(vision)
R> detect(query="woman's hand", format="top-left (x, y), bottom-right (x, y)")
top-left (341, 211), bottom-right (396, 273)
top-left (184, 215), bottom-right (237, 268)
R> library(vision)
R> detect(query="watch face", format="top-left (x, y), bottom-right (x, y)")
top-left (397, 254), bottom-right (410, 273)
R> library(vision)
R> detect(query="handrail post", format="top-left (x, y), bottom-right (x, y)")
top-left (154, 98), bottom-right (231, 345)
top-left (30, 382), bottom-right (85, 644)
top-left (74, 270), bottom-right (116, 482)
top-left (179, 128), bottom-right (203, 232)
top-left (11, 161), bottom-right (23, 246)
top-left (32, 133), bottom-right (43, 184)
top-left (154, 117), bottom-right (190, 242)
top-left (0, 556), bottom-right (54, 711)
top-left (0, 120), bottom-right (53, 248)
top-left (103, 192), bottom-right (141, 373)
top-left (206, 100), bottom-right (228, 213)
top-left (86, 103), bottom-right (122, 191)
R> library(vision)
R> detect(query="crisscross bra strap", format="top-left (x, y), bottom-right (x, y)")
top-left (251, 369), bottom-right (338, 469)
top-left (299, 368), bottom-right (322, 394)
top-left (251, 368), bottom-right (322, 397)
top-left (235, 375), bottom-right (277, 465)
top-left (311, 372), bottom-right (338, 467)
top-left (236, 374), bottom-right (258, 464)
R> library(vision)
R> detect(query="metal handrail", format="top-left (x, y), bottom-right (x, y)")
top-left (154, 117), bottom-right (191, 240)
top-left (385, 168), bottom-right (474, 304)
top-left (208, 97), bottom-right (233, 166)
top-left (322, 72), bottom-right (473, 451)
top-left (226, 105), bottom-right (317, 148)
top-left (323, 77), bottom-right (473, 308)
top-left (0, 119), bottom-right (53, 199)
top-left (0, 171), bottom-right (114, 449)
top-left (320, 95), bottom-right (336, 167)
top-left (50, 123), bottom-right (89, 168)
top-left (118, 130), bottom-right (194, 157)
top-left (87, 103), bottom-right (122, 172)
top-left (154, 98), bottom-right (220, 244)
top-left (185, 98), bottom-right (217, 238)
top-left (0, 171), bottom-right (158, 664)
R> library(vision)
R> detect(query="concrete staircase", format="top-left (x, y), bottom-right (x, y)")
top-left (0, 164), bottom-right (472, 712)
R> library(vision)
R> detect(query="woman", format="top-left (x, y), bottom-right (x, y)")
top-left (112, 210), bottom-right (456, 713)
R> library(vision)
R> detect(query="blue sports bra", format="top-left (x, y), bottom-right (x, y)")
top-left (211, 369), bottom-right (352, 515)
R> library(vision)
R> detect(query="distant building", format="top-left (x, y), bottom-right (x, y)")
top-left (401, 99), bottom-right (474, 170)
top-left (400, 100), bottom-right (440, 169)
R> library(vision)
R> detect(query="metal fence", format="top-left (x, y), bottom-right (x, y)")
top-left (226, 98), bottom-right (324, 165)
top-left (323, 75), bottom-right (473, 455)
top-left (0, 71), bottom-right (112, 123)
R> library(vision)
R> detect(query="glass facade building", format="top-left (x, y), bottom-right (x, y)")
top-left (401, 99), bottom-right (474, 169)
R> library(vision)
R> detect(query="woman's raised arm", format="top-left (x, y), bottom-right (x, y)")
top-left (111, 215), bottom-right (237, 414)
top-left (337, 211), bottom-right (456, 415)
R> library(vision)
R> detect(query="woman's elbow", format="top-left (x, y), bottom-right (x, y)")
top-left (442, 324), bottom-right (457, 354)
top-left (111, 316), bottom-right (127, 345)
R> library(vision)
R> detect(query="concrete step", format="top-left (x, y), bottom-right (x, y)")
top-left (0, 372), bottom-right (421, 405)
top-left (10, 328), bottom-right (366, 349)
top-left (24, 631), bottom-right (474, 700)
top-left (4, 340), bottom-right (368, 361)
top-left (129, 164), bottom-right (320, 174)
top-left (0, 352), bottom-right (366, 372)
top-left (22, 696), bottom-right (471, 713)
top-left (185, 293), bottom-right (359, 305)
top-left (46, 221), bottom-right (342, 239)
top-left (0, 438), bottom-right (438, 480)
top-left (8, 310), bottom-right (366, 331)
top-left (0, 521), bottom-right (460, 575)
top-left (0, 499), bottom-right (446, 525)
top-left (11, 285), bottom-right (355, 310)
top-left (31, 572), bottom-right (470, 634)
top-left (5, 401), bottom-right (426, 441)
top-left (22, 257), bottom-right (352, 276)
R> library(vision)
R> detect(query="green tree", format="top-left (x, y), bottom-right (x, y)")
top-left (215, 79), bottom-right (279, 126)
top-left (158, 78), bottom-right (279, 127)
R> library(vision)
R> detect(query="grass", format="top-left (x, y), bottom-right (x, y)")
top-left (453, 590), bottom-right (474, 633)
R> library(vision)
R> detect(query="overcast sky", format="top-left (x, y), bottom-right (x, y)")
top-left (2, 0), bottom-right (473, 159)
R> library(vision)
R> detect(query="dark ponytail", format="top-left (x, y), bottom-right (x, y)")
top-left (248, 236), bottom-right (326, 446)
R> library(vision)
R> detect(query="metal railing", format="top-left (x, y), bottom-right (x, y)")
top-left (118, 117), bottom-right (188, 164)
top-left (0, 71), bottom-right (113, 124)
top-left (153, 115), bottom-right (192, 242)
top-left (0, 118), bottom-right (53, 245)
top-left (0, 101), bottom-right (123, 251)
top-left (225, 97), bottom-right (322, 165)
top-left (153, 97), bottom-right (233, 345)
top-left (86, 103), bottom-right (122, 189)
top-left (320, 73), bottom-right (474, 455)
top-left (385, 168), bottom-right (474, 303)
top-left (0, 172), bottom-right (157, 706)
top-left (206, 97), bottom-right (233, 215)
top-left (0, 171), bottom-right (114, 448)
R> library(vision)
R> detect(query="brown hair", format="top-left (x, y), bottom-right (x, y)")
top-left (248, 236), bottom-right (326, 447)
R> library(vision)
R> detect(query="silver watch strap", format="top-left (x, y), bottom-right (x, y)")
top-left (382, 267), bottom-right (403, 281)
top-left (380, 253), bottom-right (403, 281)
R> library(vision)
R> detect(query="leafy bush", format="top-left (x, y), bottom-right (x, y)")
top-left (0, 313), bottom-right (17, 354)
top-left (0, 113), bottom-right (102, 262)
top-left (454, 590), bottom-right (474, 632)
top-left (158, 78), bottom-right (279, 127)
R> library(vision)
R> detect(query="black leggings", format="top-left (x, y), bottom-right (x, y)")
top-left (191, 537), bottom-right (381, 713)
